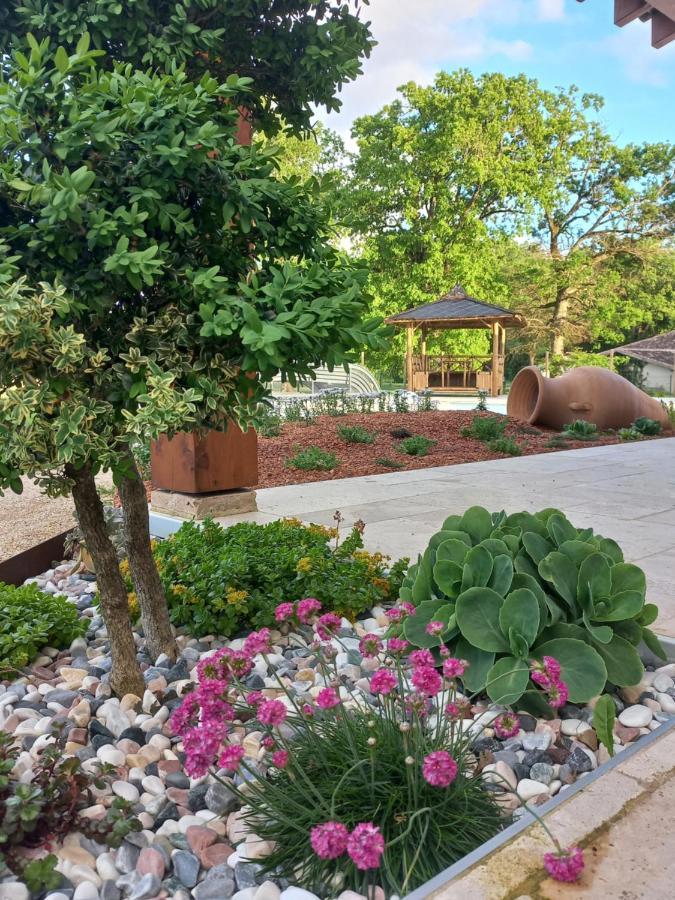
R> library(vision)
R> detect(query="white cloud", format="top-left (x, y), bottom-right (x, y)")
top-left (601, 19), bottom-right (675, 87)
top-left (537, 0), bottom-right (566, 22)
top-left (323, 0), bottom-right (533, 136)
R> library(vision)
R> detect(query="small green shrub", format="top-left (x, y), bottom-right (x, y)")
top-left (660, 400), bottom-right (675, 428)
top-left (0, 582), bottom-right (86, 671)
top-left (396, 505), bottom-right (663, 709)
top-left (398, 435), bottom-right (436, 456)
top-left (517, 424), bottom-right (543, 436)
top-left (618, 427), bottom-right (641, 442)
top-left (562, 419), bottom-right (598, 440)
top-left (152, 518), bottom-right (407, 635)
top-left (257, 410), bottom-right (284, 438)
top-left (287, 446), bottom-right (338, 471)
top-left (0, 725), bottom-right (141, 892)
top-left (392, 391), bottom-right (410, 412)
top-left (632, 417), bottom-right (662, 436)
top-left (417, 389), bottom-right (435, 411)
top-left (374, 456), bottom-right (404, 469)
top-left (489, 437), bottom-right (522, 456)
top-left (475, 389), bottom-right (488, 412)
top-left (337, 424), bottom-right (376, 444)
top-left (390, 426), bottom-right (412, 439)
top-left (545, 435), bottom-right (570, 449)
top-left (461, 415), bottom-right (507, 443)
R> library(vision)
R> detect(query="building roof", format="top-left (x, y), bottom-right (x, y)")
top-left (606, 330), bottom-right (675, 369)
top-left (576, 0), bottom-right (675, 49)
top-left (385, 284), bottom-right (524, 330)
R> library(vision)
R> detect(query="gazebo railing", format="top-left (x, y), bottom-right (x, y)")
top-left (411, 354), bottom-right (495, 391)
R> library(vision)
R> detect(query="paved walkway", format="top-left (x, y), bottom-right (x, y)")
top-left (215, 439), bottom-right (675, 637)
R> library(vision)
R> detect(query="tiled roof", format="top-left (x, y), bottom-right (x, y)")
top-left (608, 330), bottom-right (675, 368)
top-left (386, 284), bottom-right (522, 325)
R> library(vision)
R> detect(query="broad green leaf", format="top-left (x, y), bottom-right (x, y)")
top-left (522, 531), bottom-right (553, 565)
top-left (592, 694), bottom-right (615, 756)
top-left (504, 511), bottom-right (548, 538)
top-left (455, 637), bottom-right (494, 693)
top-left (460, 544), bottom-right (493, 591)
top-left (538, 551), bottom-right (578, 612)
top-left (593, 590), bottom-right (644, 622)
top-left (546, 512), bottom-right (578, 547)
top-left (558, 539), bottom-right (597, 567)
top-left (577, 553), bottom-right (612, 612)
top-left (429, 529), bottom-right (471, 550)
top-left (486, 656), bottom-right (530, 705)
top-left (455, 587), bottom-right (509, 652)
top-left (488, 554), bottom-right (514, 596)
top-left (582, 612), bottom-right (613, 644)
top-left (499, 588), bottom-right (539, 648)
top-left (642, 627), bottom-right (668, 661)
top-left (435, 538), bottom-right (470, 565)
top-left (432, 560), bottom-right (463, 598)
top-left (533, 638), bottom-right (607, 702)
top-left (591, 634), bottom-right (643, 687)
top-left (441, 515), bottom-right (463, 531)
top-left (638, 603), bottom-right (659, 627)
top-left (596, 537), bottom-right (624, 563)
top-left (480, 538), bottom-right (509, 557)
top-left (459, 506), bottom-right (493, 544)
top-left (403, 601), bottom-right (455, 648)
top-left (610, 563), bottom-right (646, 599)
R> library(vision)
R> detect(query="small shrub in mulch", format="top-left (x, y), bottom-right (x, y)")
top-left (461, 414), bottom-right (507, 443)
top-left (375, 456), bottom-right (404, 469)
top-left (287, 446), bottom-right (338, 471)
top-left (562, 419), bottom-right (598, 440)
top-left (489, 437), bottom-right (522, 456)
top-left (337, 424), bottom-right (376, 444)
top-left (398, 435), bottom-right (436, 457)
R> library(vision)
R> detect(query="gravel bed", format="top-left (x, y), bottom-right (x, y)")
top-left (1, 564), bottom-right (674, 900)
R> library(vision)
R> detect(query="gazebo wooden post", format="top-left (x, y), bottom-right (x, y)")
top-left (421, 328), bottom-right (427, 375)
top-left (491, 323), bottom-right (500, 396)
top-left (406, 323), bottom-right (414, 390)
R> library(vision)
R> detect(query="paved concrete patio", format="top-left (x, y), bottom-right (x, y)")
top-left (215, 439), bottom-right (675, 637)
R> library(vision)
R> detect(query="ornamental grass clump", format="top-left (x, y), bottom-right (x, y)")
top-left (169, 601), bottom-right (581, 895)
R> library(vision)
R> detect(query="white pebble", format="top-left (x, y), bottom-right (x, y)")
top-left (112, 780), bottom-right (140, 803)
top-left (656, 693), bottom-right (675, 715)
top-left (653, 673), bottom-right (674, 693)
top-left (97, 746), bottom-right (125, 767)
top-left (280, 890), bottom-right (321, 900)
top-left (618, 705), bottom-right (652, 728)
top-left (517, 779), bottom-right (550, 802)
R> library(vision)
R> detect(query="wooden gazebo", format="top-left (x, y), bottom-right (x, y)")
top-left (386, 284), bottom-right (525, 396)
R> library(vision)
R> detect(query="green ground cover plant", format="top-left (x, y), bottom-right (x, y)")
top-left (0, 582), bottom-right (85, 671)
top-left (374, 456), bottom-right (404, 469)
top-left (488, 437), bottom-right (522, 456)
top-left (398, 435), bottom-right (436, 457)
top-left (561, 420), bottom-right (598, 440)
top-left (631, 417), bottom-right (662, 436)
top-left (461, 415), bottom-right (507, 443)
top-left (151, 518), bottom-right (408, 636)
top-left (337, 424), bottom-right (377, 444)
top-left (287, 447), bottom-right (338, 471)
top-left (397, 506), bottom-right (663, 711)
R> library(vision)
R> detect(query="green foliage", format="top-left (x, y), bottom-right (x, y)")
top-left (153, 518), bottom-right (405, 635)
top-left (545, 435), bottom-right (570, 449)
top-left (562, 420), bottom-right (598, 439)
top-left (398, 435), bottom-right (436, 457)
top-left (632, 417), bottom-right (662, 436)
top-left (489, 437), bottom-right (522, 456)
top-left (287, 446), bottom-right (338, 471)
top-left (592, 694), bottom-right (616, 756)
top-left (374, 456), bottom-right (404, 469)
top-left (475, 390), bottom-right (489, 412)
top-left (398, 506), bottom-right (663, 706)
top-left (461, 415), bottom-right (507, 443)
top-left (661, 400), bottom-right (675, 428)
top-left (337, 424), bottom-right (376, 444)
top-left (618, 428), bottom-right (642, 442)
top-left (0, 582), bottom-right (85, 671)
top-left (1, 2), bottom-right (374, 133)
top-left (256, 407), bottom-right (284, 438)
top-left (549, 352), bottom-right (614, 376)
top-left (0, 725), bottom-right (141, 889)
top-left (0, 36), bottom-right (386, 496)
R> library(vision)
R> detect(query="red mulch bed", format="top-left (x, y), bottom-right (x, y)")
top-left (253, 410), bottom-right (623, 488)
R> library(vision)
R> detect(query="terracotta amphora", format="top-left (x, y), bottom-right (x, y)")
top-left (507, 365), bottom-right (672, 431)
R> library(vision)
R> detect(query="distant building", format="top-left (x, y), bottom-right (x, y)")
top-left (604, 330), bottom-right (675, 393)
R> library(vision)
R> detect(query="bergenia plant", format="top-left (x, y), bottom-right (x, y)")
top-left (170, 600), bottom-right (584, 896)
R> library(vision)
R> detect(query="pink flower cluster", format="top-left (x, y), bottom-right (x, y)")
top-left (530, 656), bottom-right (569, 709)
top-left (422, 750), bottom-right (458, 788)
top-left (310, 821), bottom-right (385, 870)
top-left (359, 634), bottom-right (383, 658)
top-left (274, 597), bottom-right (322, 625)
top-left (494, 712), bottom-right (520, 739)
top-left (543, 846), bottom-right (584, 883)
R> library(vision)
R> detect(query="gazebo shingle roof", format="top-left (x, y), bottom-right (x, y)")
top-left (606, 330), bottom-right (675, 369)
top-left (385, 284), bottom-right (523, 328)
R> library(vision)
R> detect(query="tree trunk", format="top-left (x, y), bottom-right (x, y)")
top-left (118, 455), bottom-right (177, 663)
top-left (67, 463), bottom-right (144, 697)
top-left (551, 288), bottom-right (569, 356)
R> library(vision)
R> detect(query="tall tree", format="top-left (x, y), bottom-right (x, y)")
top-left (0, 25), bottom-right (382, 693)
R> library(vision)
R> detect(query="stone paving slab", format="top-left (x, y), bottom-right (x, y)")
top-left (215, 439), bottom-right (675, 636)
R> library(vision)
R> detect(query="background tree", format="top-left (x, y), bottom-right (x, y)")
top-left (0, 33), bottom-right (384, 694)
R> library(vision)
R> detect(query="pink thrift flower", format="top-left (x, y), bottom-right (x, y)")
top-left (297, 597), bottom-right (322, 623)
top-left (543, 846), bottom-right (584, 883)
top-left (275, 602), bottom-right (294, 622)
top-left (547, 678), bottom-right (569, 709)
top-left (422, 750), bottom-right (458, 788)
top-left (531, 668), bottom-right (551, 688)
top-left (409, 649), bottom-right (434, 668)
top-left (385, 607), bottom-right (403, 623)
top-left (494, 712), bottom-right (520, 739)
top-left (218, 744), bottom-right (246, 771)
top-left (370, 668), bottom-right (397, 695)
top-left (310, 821), bottom-right (349, 860)
top-left (411, 665), bottom-right (442, 696)
top-left (439, 644), bottom-right (450, 658)
top-left (425, 620), bottom-right (444, 636)
top-left (317, 687), bottom-right (340, 709)
top-left (445, 702), bottom-right (461, 719)
top-left (387, 637), bottom-right (408, 654)
top-left (346, 822), bottom-right (385, 870)
top-left (399, 601), bottom-right (416, 617)
top-left (170, 693), bottom-right (198, 737)
top-left (243, 627), bottom-right (272, 657)
top-left (302, 703), bottom-right (315, 717)
top-left (261, 736), bottom-right (276, 750)
top-left (442, 657), bottom-right (468, 679)
top-left (246, 691), bottom-right (264, 706)
top-left (196, 656), bottom-right (226, 683)
top-left (316, 612), bottom-right (341, 640)
top-left (405, 693), bottom-right (431, 718)
top-left (222, 649), bottom-right (253, 678)
top-left (183, 724), bottom-right (225, 778)
top-left (359, 634), bottom-right (383, 658)
top-left (272, 749), bottom-right (289, 769)
top-left (258, 699), bottom-right (287, 727)
top-left (543, 655), bottom-right (562, 681)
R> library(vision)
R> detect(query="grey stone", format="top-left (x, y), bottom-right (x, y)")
top-left (116, 840), bottom-right (141, 874)
top-left (128, 874), bottom-right (161, 900)
top-left (194, 865), bottom-right (235, 900)
top-left (567, 746), bottom-right (594, 774)
top-left (205, 782), bottom-right (238, 816)
top-left (187, 784), bottom-right (209, 812)
top-left (234, 862), bottom-right (262, 890)
top-left (522, 732), bottom-right (551, 751)
top-left (100, 881), bottom-right (121, 900)
top-left (165, 771), bottom-right (190, 790)
top-left (173, 851), bottom-right (200, 888)
top-left (529, 762), bottom-right (554, 785)
top-left (492, 750), bottom-right (520, 769)
top-left (43, 689), bottom-right (79, 706)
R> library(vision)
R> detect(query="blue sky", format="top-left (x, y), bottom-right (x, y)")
top-left (325, 0), bottom-right (675, 147)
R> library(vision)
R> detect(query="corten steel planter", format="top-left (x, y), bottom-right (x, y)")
top-left (507, 365), bottom-right (672, 431)
top-left (151, 426), bottom-right (258, 494)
